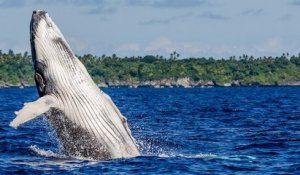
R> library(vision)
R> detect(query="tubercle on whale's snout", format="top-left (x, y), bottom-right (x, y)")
top-left (31, 10), bottom-right (47, 22)
top-left (33, 10), bottom-right (47, 16)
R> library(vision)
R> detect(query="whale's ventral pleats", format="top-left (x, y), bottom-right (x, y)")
top-left (9, 10), bottom-right (140, 160)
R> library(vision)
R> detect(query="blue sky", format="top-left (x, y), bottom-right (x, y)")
top-left (1, 0), bottom-right (300, 58)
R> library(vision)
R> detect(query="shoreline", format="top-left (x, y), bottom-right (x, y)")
top-left (2, 80), bottom-right (300, 88)
top-left (96, 79), bottom-right (300, 88)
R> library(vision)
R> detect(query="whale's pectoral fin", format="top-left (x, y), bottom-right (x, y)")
top-left (10, 95), bottom-right (58, 129)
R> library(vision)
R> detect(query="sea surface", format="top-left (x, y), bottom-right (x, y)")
top-left (0, 87), bottom-right (299, 174)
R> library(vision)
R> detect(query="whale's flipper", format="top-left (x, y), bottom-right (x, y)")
top-left (10, 95), bottom-right (58, 129)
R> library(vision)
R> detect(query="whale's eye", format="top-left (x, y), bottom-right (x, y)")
top-left (35, 73), bottom-right (46, 94)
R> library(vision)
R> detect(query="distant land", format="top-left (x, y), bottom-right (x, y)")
top-left (1, 50), bottom-right (300, 88)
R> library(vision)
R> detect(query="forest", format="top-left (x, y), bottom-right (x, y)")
top-left (1, 50), bottom-right (300, 87)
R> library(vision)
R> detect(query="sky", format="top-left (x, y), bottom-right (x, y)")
top-left (1, 0), bottom-right (300, 58)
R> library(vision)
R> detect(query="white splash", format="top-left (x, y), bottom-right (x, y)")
top-left (30, 145), bottom-right (66, 158)
top-left (158, 152), bottom-right (256, 161)
top-left (30, 145), bottom-right (110, 162)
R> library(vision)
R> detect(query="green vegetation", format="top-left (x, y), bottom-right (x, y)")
top-left (0, 50), bottom-right (34, 85)
top-left (1, 49), bottom-right (300, 86)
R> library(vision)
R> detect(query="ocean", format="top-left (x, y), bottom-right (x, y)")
top-left (0, 87), bottom-right (299, 174)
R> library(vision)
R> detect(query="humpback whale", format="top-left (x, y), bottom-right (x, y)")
top-left (10, 10), bottom-right (140, 160)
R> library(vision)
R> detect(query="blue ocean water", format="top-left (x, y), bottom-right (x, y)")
top-left (0, 87), bottom-right (299, 174)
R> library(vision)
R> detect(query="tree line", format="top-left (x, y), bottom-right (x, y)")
top-left (1, 49), bottom-right (300, 86)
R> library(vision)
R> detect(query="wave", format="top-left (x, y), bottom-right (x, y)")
top-left (30, 145), bottom-right (106, 161)
top-left (30, 144), bottom-right (256, 163)
top-left (158, 152), bottom-right (256, 161)
top-left (13, 145), bottom-right (97, 171)
top-left (136, 138), bottom-right (256, 162)
top-left (30, 145), bottom-right (66, 159)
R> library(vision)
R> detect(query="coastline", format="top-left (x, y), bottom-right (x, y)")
top-left (2, 78), bottom-right (300, 88)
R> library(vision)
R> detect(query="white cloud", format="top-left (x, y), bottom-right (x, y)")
top-left (252, 37), bottom-right (300, 57)
top-left (181, 42), bottom-right (204, 54)
top-left (0, 40), bottom-right (29, 53)
top-left (141, 36), bottom-right (300, 58)
top-left (66, 37), bottom-right (88, 54)
top-left (35, 0), bottom-right (104, 6)
top-left (278, 14), bottom-right (292, 21)
top-left (87, 5), bottom-right (117, 14)
top-left (198, 11), bottom-right (230, 20)
top-left (127, 0), bottom-right (209, 8)
top-left (0, 41), bottom-right (6, 50)
top-left (102, 37), bottom-right (300, 58)
top-left (143, 36), bottom-right (247, 57)
top-left (240, 8), bottom-right (264, 16)
top-left (0, 0), bottom-right (26, 8)
top-left (116, 43), bottom-right (140, 52)
top-left (139, 12), bottom-right (193, 25)
top-left (290, 0), bottom-right (300, 6)
top-left (145, 36), bottom-right (175, 53)
top-left (255, 38), bottom-right (284, 53)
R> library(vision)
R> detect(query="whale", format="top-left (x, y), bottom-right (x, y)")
top-left (9, 10), bottom-right (140, 160)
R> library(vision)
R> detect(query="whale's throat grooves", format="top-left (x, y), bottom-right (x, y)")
top-left (10, 10), bottom-right (140, 160)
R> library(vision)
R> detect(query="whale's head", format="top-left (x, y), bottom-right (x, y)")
top-left (30, 10), bottom-right (82, 96)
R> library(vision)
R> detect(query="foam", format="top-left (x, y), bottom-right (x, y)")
top-left (30, 145), bottom-right (66, 158)
top-left (158, 152), bottom-right (256, 161)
